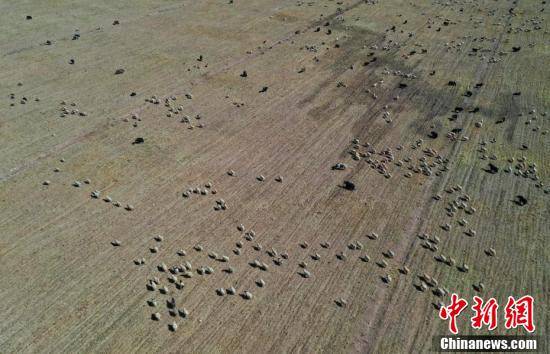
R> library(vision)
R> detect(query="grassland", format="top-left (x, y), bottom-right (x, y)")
top-left (0, 0), bottom-right (548, 353)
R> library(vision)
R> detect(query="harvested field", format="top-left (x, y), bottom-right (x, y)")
top-left (0, 0), bottom-right (548, 353)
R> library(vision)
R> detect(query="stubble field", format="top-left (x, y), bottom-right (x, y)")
top-left (0, 0), bottom-right (548, 353)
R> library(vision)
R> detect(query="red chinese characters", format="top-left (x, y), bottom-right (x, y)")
top-left (439, 293), bottom-right (469, 334)
top-left (471, 296), bottom-right (499, 330)
top-left (439, 294), bottom-right (536, 334)
top-left (504, 295), bottom-right (535, 332)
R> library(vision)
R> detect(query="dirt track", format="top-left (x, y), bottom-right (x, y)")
top-left (0, 0), bottom-right (548, 353)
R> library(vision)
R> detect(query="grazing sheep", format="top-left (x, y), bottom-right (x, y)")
top-left (336, 252), bottom-right (347, 261)
top-left (259, 263), bottom-right (269, 271)
top-left (367, 232), bottom-right (379, 240)
top-left (335, 298), bottom-right (347, 308)
top-left (158, 263), bottom-right (167, 272)
top-left (169, 322), bottom-right (178, 332)
top-left (179, 308), bottom-right (189, 318)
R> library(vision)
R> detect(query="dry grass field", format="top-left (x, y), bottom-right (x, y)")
top-left (0, 0), bottom-right (548, 353)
